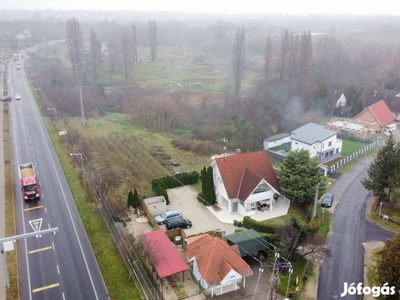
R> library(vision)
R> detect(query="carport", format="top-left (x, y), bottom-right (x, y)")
top-left (225, 229), bottom-right (268, 260)
top-left (141, 230), bottom-right (189, 284)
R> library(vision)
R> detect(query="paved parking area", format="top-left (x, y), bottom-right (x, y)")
top-left (125, 186), bottom-right (290, 300)
top-left (165, 186), bottom-right (238, 236)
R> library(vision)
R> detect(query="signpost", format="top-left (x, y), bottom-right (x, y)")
top-left (0, 227), bottom-right (58, 288)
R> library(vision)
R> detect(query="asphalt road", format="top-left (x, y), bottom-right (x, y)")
top-left (317, 156), bottom-right (396, 299)
top-left (8, 56), bottom-right (109, 299)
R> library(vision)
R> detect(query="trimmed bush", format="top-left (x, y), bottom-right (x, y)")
top-left (242, 216), bottom-right (280, 234)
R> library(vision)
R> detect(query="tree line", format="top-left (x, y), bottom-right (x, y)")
top-left (29, 14), bottom-right (400, 152)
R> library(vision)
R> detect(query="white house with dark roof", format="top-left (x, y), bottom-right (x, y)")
top-left (291, 122), bottom-right (342, 163)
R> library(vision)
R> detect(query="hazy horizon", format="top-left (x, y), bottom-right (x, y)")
top-left (1, 0), bottom-right (399, 16)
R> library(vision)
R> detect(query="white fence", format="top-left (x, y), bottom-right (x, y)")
top-left (328, 140), bottom-right (378, 174)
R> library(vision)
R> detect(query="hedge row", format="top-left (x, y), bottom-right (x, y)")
top-left (242, 216), bottom-right (280, 234)
top-left (151, 171), bottom-right (200, 205)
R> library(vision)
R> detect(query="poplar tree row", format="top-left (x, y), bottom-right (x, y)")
top-left (200, 166), bottom-right (216, 205)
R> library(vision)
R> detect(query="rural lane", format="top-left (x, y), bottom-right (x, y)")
top-left (317, 156), bottom-right (396, 299)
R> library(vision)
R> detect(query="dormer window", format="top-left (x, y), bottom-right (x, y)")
top-left (253, 183), bottom-right (268, 194)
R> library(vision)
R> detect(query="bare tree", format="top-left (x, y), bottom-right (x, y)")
top-left (148, 19), bottom-right (157, 62)
top-left (264, 35), bottom-right (273, 84)
top-left (66, 17), bottom-right (84, 85)
top-left (314, 36), bottom-right (350, 85)
top-left (296, 233), bottom-right (331, 263)
top-left (232, 27), bottom-right (246, 99)
top-left (286, 32), bottom-right (300, 90)
top-left (108, 39), bottom-right (117, 73)
top-left (279, 29), bottom-right (289, 82)
top-left (132, 23), bottom-right (138, 64)
top-left (89, 28), bottom-right (102, 85)
top-left (297, 31), bottom-right (313, 93)
top-left (121, 29), bottom-right (133, 85)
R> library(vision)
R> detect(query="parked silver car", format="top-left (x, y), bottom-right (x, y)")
top-left (155, 210), bottom-right (182, 225)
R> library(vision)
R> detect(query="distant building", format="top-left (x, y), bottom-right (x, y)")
top-left (15, 30), bottom-right (32, 41)
top-left (327, 118), bottom-right (374, 139)
top-left (335, 92), bottom-right (347, 108)
top-left (353, 100), bottom-right (395, 132)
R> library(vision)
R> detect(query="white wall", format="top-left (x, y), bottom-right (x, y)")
top-left (143, 196), bottom-right (166, 216)
top-left (212, 162), bottom-right (231, 211)
top-left (291, 134), bottom-right (341, 162)
top-left (263, 135), bottom-right (291, 150)
top-left (291, 140), bottom-right (313, 155)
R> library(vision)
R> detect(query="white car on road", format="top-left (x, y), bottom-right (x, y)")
top-left (15, 94), bottom-right (21, 100)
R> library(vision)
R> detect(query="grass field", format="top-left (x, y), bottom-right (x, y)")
top-left (45, 117), bottom-right (142, 300)
top-left (340, 139), bottom-right (368, 157)
top-left (4, 103), bottom-right (18, 300)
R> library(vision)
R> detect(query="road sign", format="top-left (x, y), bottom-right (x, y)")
top-left (29, 218), bottom-right (43, 237)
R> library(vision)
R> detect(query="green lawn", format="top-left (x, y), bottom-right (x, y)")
top-left (341, 139), bottom-right (368, 157)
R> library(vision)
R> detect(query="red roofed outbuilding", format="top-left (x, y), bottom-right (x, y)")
top-left (211, 150), bottom-right (281, 217)
top-left (141, 230), bottom-right (189, 279)
top-left (184, 234), bottom-right (253, 297)
top-left (353, 100), bottom-right (395, 132)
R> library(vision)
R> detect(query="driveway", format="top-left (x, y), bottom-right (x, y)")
top-left (166, 186), bottom-right (237, 236)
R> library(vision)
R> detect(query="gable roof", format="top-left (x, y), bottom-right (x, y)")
top-left (353, 100), bottom-right (395, 126)
top-left (291, 122), bottom-right (337, 145)
top-left (225, 229), bottom-right (269, 257)
top-left (185, 235), bottom-right (253, 287)
top-left (364, 89), bottom-right (400, 109)
top-left (214, 150), bottom-right (279, 200)
top-left (141, 230), bottom-right (189, 278)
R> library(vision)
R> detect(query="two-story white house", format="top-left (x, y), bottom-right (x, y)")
top-left (290, 122), bottom-right (342, 163)
top-left (211, 150), bottom-right (281, 217)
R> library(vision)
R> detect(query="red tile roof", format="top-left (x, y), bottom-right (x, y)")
top-left (214, 150), bottom-right (279, 200)
top-left (354, 100), bottom-right (395, 126)
top-left (141, 230), bottom-right (189, 278)
top-left (185, 235), bottom-right (253, 287)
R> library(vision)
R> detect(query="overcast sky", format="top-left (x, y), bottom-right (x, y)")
top-left (1, 0), bottom-right (399, 15)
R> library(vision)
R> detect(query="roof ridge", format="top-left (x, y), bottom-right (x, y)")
top-left (203, 238), bottom-right (217, 280)
top-left (237, 166), bottom-right (265, 198)
top-left (369, 100), bottom-right (385, 126)
top-left (236, 166), bottom-right (247, 198)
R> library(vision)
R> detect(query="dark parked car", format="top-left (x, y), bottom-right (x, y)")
top-left (165, 218), bottom-right (192, 230)
top-left (321, 193), bottom-right (334, 208)
top-left (1, 95), bottom-right (12, 101)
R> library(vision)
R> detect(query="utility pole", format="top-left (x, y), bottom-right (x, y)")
top-left (312, 182), bottom-right (321, 220)
top-left (77, 86), bottom-right (85, 126)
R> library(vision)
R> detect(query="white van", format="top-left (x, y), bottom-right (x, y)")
top-left (383, 123), bottom-right (397, 135)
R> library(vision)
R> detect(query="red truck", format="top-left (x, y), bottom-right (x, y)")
top-left (19, 163), bottom-right (40, 200)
